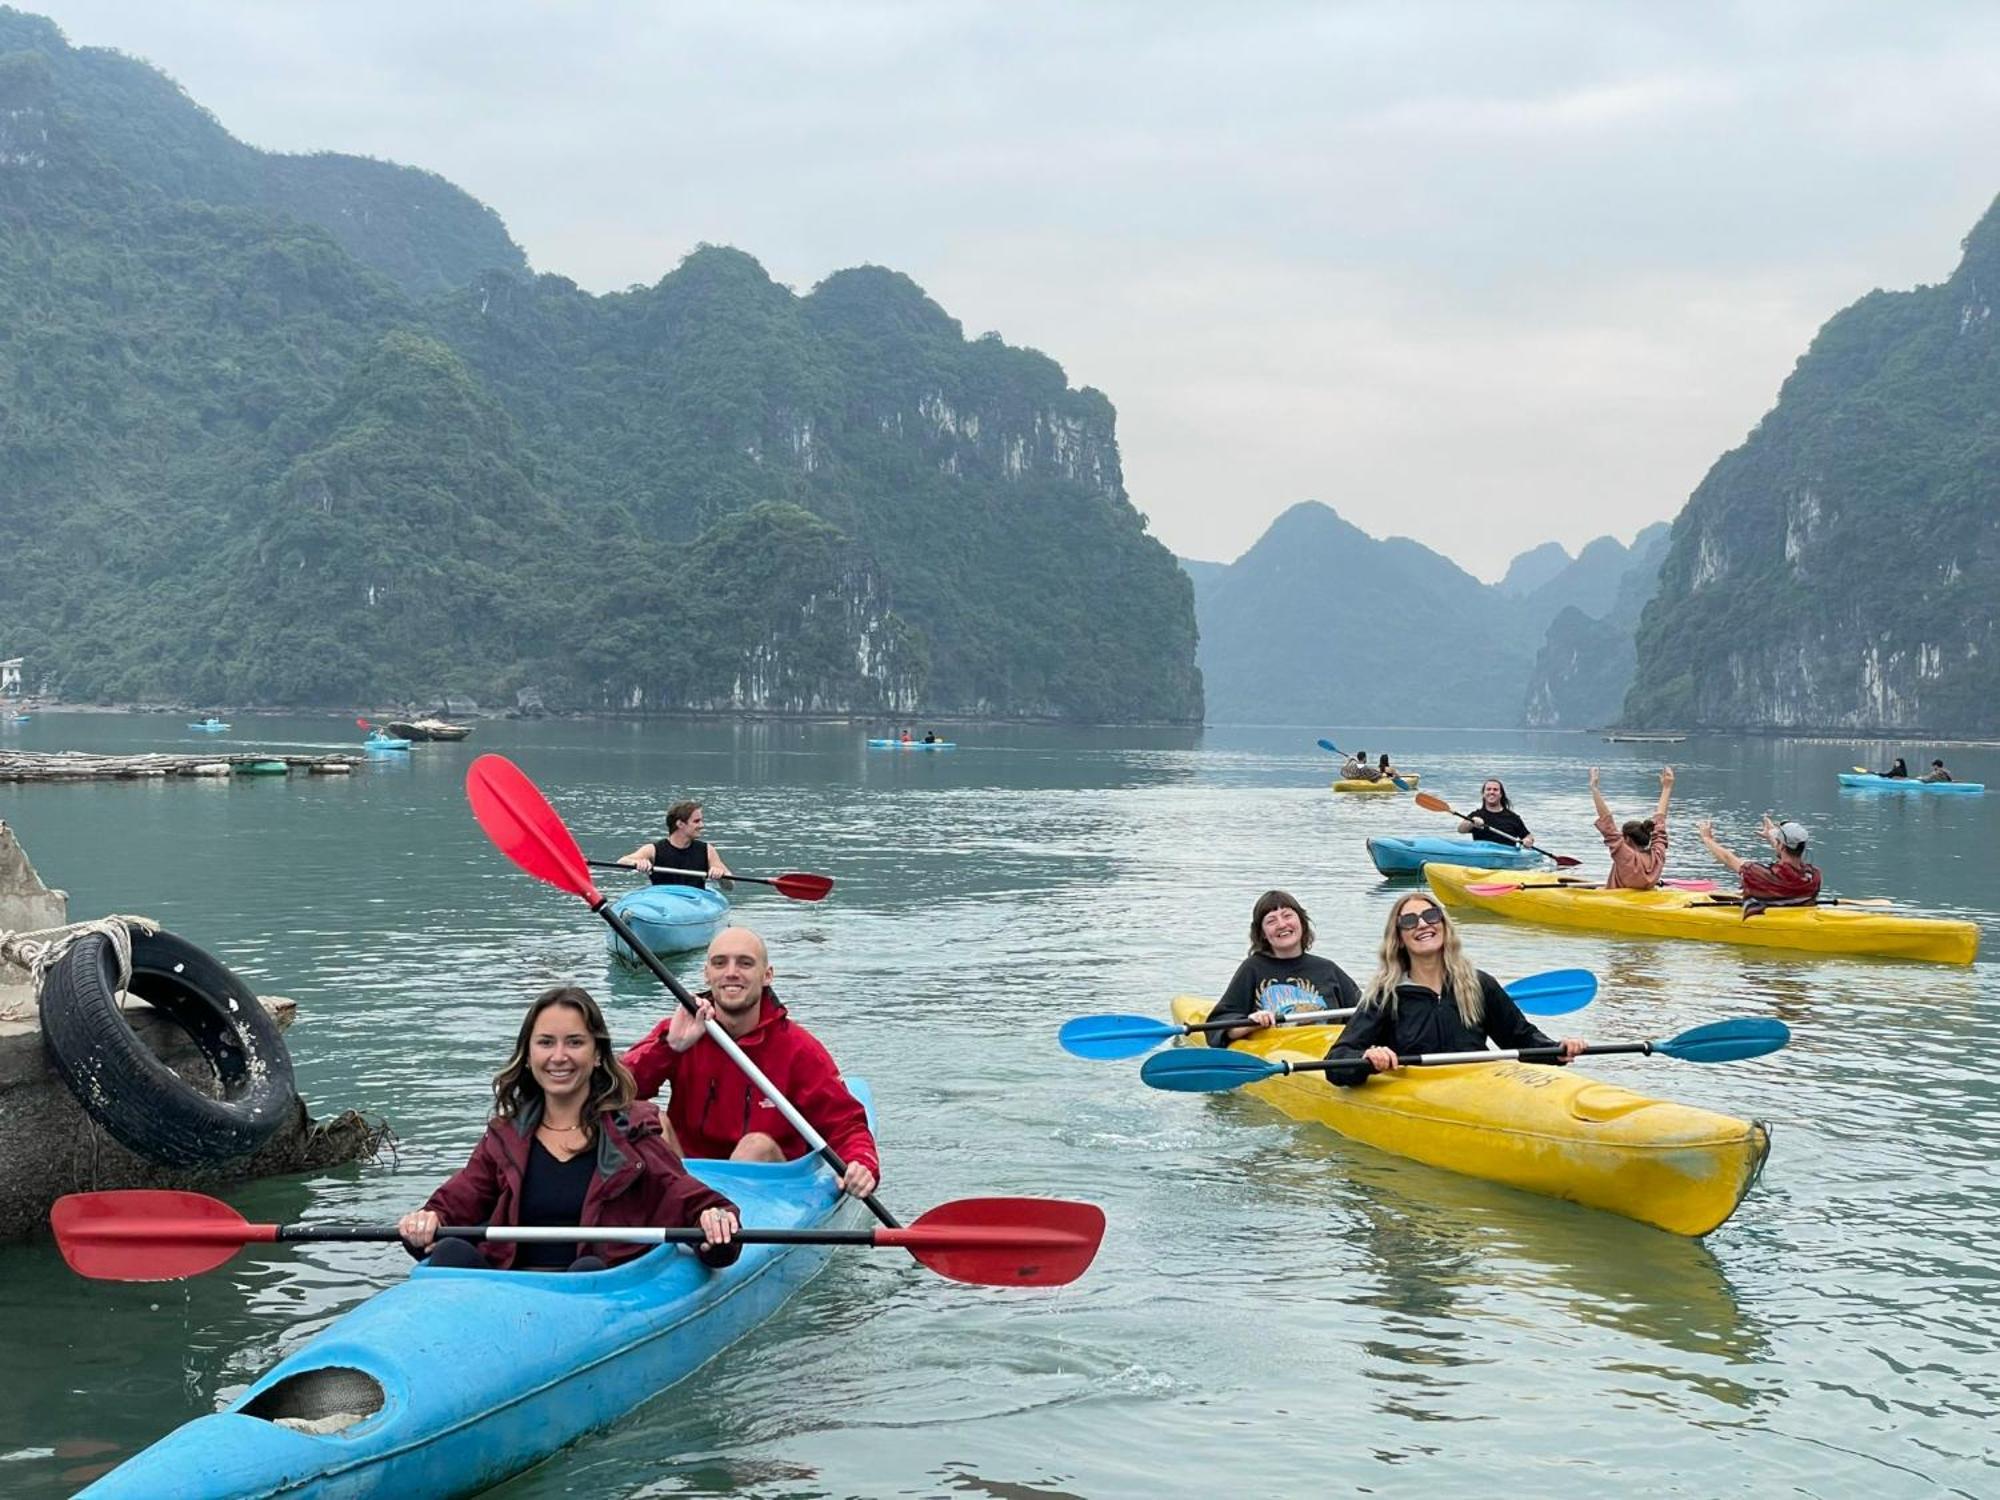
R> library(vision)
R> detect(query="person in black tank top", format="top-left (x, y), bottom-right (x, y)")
top-left (616, 799), bottom-right (735, 889)
top-left (1458, 777), bottom-right (1534, 848)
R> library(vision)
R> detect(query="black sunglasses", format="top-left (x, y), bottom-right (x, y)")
top-left (1396, 907), bottom-right (1446, 932)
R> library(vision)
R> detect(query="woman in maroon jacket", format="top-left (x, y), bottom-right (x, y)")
top-left (398, 986), bottom-right (742, 1272)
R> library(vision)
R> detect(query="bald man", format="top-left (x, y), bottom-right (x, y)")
top-left (621, 927), bottom-right (879, 1199)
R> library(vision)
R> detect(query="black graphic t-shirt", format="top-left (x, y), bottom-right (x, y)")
top-left (1205, 952), bottom-right (1362, 1045)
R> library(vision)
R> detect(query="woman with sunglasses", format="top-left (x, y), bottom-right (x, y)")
top-left (1323, 893), bottom-right (1586, 1083)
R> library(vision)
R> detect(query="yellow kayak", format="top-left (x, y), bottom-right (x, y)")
top-left (1332, 773), bottom-right (1419, 794)
top-left (1424, 862), bottom-right (1979, 965)
top-left (1170, 996), bottom-right (1768, 1236)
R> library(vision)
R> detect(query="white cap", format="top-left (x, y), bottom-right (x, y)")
top-left (1778, 820), bottom-right (1809, 849)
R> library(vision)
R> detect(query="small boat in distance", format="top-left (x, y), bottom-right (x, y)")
top-left (386, 719), bottom-right (473, 742)
top-left (189, 718), bottom-right (230, 732)
top-left (1602, 733), bottom-right (1687, 743)
top-left (363, 732), bottom-right (413, 752)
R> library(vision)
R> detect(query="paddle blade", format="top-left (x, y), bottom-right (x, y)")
top-left (1058, 1013), bottom-right (1180, 1060)
top-left (1547, 852), bottom-right (1584, 868)
top-left (466, 755), bottom-right (601, 905)
top-left (1140, 1048), bottom-right (1284, 1093)
top-left (770, 872), bottom-right (835, 902)
top-left (52, 1190), bottom-right (269, 1282)
top-left (1465, 879), bottom-right (1534, 895)
top-left (1414, 792), bottom-right (1451, 814)
top-left (892, 1198), bottom-right (1105, 1286)
top-left (1502, 968), bottom-right (1597, 1015)
top-left (1656, 1017), bottom-right (1791, 1063)
top-left (1316, 738), bottom-right (1341, 755)
top-left (356, 716), bottom-right (370, 730)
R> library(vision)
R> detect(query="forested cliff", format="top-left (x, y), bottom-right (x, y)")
top-left (0, 8), bottom-right (1199, 721)
top-left (1624, 193), bottom-right (2000, 733)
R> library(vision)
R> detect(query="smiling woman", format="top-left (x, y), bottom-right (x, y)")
top-left (395, 987), bottom-right (742, 1274)
top-left (1198, 888), bottom-right (1363, 1046)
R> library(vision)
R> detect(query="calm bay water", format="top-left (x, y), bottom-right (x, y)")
top-left (1, 714), bottom-right (1995, 1497)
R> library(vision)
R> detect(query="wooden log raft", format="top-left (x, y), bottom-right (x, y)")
top-left (0, 750), bottom-right (362, 782)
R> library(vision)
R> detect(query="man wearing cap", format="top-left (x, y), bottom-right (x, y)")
top-left (1695, 815), bottom-right (1823, 905)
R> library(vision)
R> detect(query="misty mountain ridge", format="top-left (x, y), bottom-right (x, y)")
top-left (1183, 503), bottom-right (1669, 726)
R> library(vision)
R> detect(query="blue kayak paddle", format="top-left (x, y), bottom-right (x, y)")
top-left (1316, 737), bottom-right (1412, 792)
top-left (1058, 968), bottom-right (1597, 1061)
top-left (1139, 1016), bottom-right (1790, 1092)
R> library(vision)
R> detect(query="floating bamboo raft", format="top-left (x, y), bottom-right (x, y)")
top-left (0, 750), bottom-right (362, 782)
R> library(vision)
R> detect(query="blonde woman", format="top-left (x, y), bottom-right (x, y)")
top-left (1323, 893), bottom-right (1586, 1084)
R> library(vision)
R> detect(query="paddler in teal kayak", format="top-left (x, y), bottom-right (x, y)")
top-left (397, 986), bottom-right (742, 1271)
top-left (1589, 765), bottom-right (1673, 889)
top-left (1322, 893), bottom-right (1587, 1083)
top-left (1921, 758), bottom-right (1955, 783)
top-left (617, 799), bottom-right (735, 889)
top-left (1457, 777), bottom-right (1534, 849)
top-left (622, 927), bottom-right (882, 1200)
top-left (1205, 890), bottom-right (1361, 1044)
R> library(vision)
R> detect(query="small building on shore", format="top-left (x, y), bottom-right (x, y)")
top-left (0, 657), bottom-right (21, 699)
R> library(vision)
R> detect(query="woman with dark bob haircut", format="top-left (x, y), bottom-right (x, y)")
top-left (1203, 889), bottom-right (1362, 1046)
top-left (398, 986), bottom-right (742, 1273)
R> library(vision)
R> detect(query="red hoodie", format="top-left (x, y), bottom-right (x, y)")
top-left (621, 987), bottom-right (880, 1181)
top-left (419, 1099), bottom-right (736, 1271)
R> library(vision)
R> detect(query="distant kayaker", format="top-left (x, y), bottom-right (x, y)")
top-left (1322, 893), bottom-right (1586, 1083)
top-left (397, 986), bottom-right (742, 1272)
top-left (923, 730), bottom-right (938, 744)
top-left (1205, 889), bottom-right (1362, 1045)
top-left (1458, 778), bottom-right (1534, 848)
top-left (1878, 757), bottom-right (1910, 779)
top-left (622, 927), bottom-right (881, 1200)
top-left (1921, 759), bottom-right (1954, 783)
top-left (1696, 815), bottom-right (1822, 905)
top-left (1376, 753), bottom-right (1400, 782)
top-left (900, 728), bottom-right (913, 744)
top-left (1341, 749), bottom-right (1373, 780)
top-left (1589, 766), bottom-right (1672, 889)
top-left (618, 800), bottom-right (733, 890)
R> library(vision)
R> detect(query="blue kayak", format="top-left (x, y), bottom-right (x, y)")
top-left (605, 883), bottom-right (730, 961)
top-left (1367, 834), bottom-right (1547, 877)
top-left (867, 739), bottom-right (955, 750)
top-left (78, 1104), bottom-right (872, 1499)
top-left (363, 734), bottom-right (412, 752)
top-left (189, 720), bottom-right (229, 732)
top-left (1838, 773), bottom-right (1983, 795)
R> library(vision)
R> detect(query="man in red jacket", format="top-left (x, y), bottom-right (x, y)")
top-left (621, 927), bottom-right (880, 1198)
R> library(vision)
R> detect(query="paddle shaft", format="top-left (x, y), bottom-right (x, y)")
top-left (1267, 1041), bottom-right (1645, 1076)
top-left (1186, 1007), bottom-right (1353, 1036)
top-left (584, 864), bottom-right (828, 900)
top-left (74, 1220), bottom-right (983, 1249)
top-left (593, 899), bottom-right (899, 1228)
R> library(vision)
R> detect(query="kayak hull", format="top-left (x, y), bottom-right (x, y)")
top-left (1367, 834), bottom-right (1542, 876)
top-left (866, 739), bottom-right (955, 750)
top-left (1332, 773), bottom-right (1418, 794)
top-left (1425, 862), bottom-right (1979, 964)
top-left (1169, 999), bottom-right (1766, 1236)
top-left (1837, 773), bottom-right (1983, 794)
top-left (605, 883), bottom-right (730, 960)
top-left (79, 1104), bottom-right (871, 1500)
top-left (363, 736), bottom-right (412, 752)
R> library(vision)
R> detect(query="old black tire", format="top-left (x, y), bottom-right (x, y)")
top-left (39, 928), bottom-right (298, 1167)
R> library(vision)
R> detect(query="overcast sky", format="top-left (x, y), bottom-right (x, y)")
top-left (27, 2), bottom-right (2000, 576)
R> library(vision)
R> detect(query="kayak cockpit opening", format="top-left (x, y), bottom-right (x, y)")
top-left (242, 1365), bottom-right (385, 1436)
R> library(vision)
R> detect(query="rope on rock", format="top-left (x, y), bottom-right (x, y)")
top-left (0, 914), bottom-right (161, 994)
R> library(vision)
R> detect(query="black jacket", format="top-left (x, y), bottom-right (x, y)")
top-left (1323, 971), bottom-right (1558, 1085)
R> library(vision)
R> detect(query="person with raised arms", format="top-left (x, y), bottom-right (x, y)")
top-left (1321, 893), bottom-right (1586, 1083)
top-left (621, 927), bottom-right (880, 1200)
top-left (1589, 766), bottom-right (1673, 889)
top-left (617, 799), bottom-right (733, 890)
top-left (398, 986), bottom-right (741, 1272)
top-left (1457, 777), bottom-right (1534, 848)
top-left (1205, 889), bottom-right (1362, 1045)
top-left (1696, 814), bottom-right (1822, 905)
